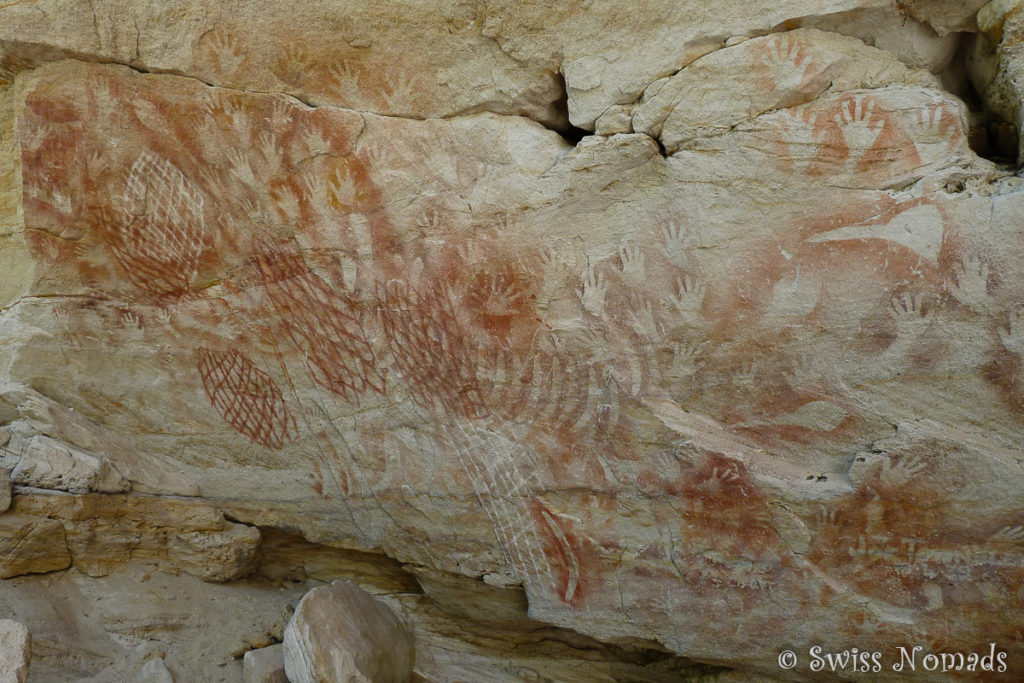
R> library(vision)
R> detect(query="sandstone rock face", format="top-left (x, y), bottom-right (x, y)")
top-left (10, 433), bottom-right (130, 494)
top-left (632, 28), bottom-right (937, 153)
top-left (2, 1), bottom-right (1024, 681)
top-left (0, 620), bottom-right (29, 683)
top-left (284, 580), bottom-right (414, 683)
top-left (0, 515), bottom-right (70, 579)
top-left (9, 492), bottom-right (260, 581)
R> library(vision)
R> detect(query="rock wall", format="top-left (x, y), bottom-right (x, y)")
top-left (1, 2), bottom-right (1023, 680)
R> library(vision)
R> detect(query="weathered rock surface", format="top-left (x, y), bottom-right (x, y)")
top-left (0, 552), bottom-right (727, 683)
top-left (0, 468), bottom-right (9, 514)
top-left (0, 620), bottom-right (29, 683)
top-left (0, 0), bottom-right (940, 132)
top-left (1, 1), bottom-right (1024, 681)
top-left (971, 0), bottom-right (1024, 163)
top-left (9, 492), bottom-right (260, 581)
top-left (0, 515), bottom-right (70, 579)
top-left (243, 644), bottom-right (287, 683)
top-left (138, 657), bottom-right (175, 683)
top-left (0, 565), bottom-right (297, 682)
top-left (284, 580), bottom-right (414, 683)
top-left (10, 433), bottom-right (130, 494)
top-left (632, 28), bottom-right (940, 154)
top-left (0, 383), bottom-right (199, 496)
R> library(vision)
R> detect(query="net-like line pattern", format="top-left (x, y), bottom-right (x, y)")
top-left (252, 238), bottom-right (386, 402)
top-left (377, 278), bottom-right (489, 421)
top-left (478, 341), bottom-right (613, 437)
top-left (109, 151), bottom-right (205, 295)
top-left (196, 347), bottom-right (297, 449)
top-left (446, 423), bottom-right (556, 594)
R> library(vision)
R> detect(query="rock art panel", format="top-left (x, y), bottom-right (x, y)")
top-left (196, 347), bottom-right (298, 450)
top-left (1, 5), bottom-right (1024, 681)
top-left (632, 29), bottom-right (931, 151)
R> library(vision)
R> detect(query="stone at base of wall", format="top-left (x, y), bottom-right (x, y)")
top-left (284, 581), bottom-right (414, 683)
top-left (0, 620), bottom-right (29, 683)
top-left (244, 644), bottom-right (287, 683)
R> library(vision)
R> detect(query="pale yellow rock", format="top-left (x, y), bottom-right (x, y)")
top-left (0, 89), bottom-right (32, 312)
top-left (978, 0), bottom-right (1023, 34)
top-left (2, 47), bottom-right (1020, 678)
top-left (489, 0), bottom-right (896, 128)
top-left (0, 383), bottom-right (198, 496)
top-left (0, 559), bottom-right (720, 683)
top-left (0, 515), bottom-right (70, 578)
top-left (796, 6), bottom-right (963, 72)
top-left (167, 525), bottom-right (261, 582)
top-left (0, 0), bottom-right (928, 131)
top-left (0, 565), bottom-right (298, 682)
top-left (10, 493), bottom-right (259, 581)
top-left (0, 0), bottom-right (564, 125)
top-left (971, 0), bottom-right (1024, 161)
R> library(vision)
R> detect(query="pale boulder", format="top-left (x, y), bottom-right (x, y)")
top-left (0, 620), bottom-right (29, 683)
top-left (593, 105), bottom-right (633, 136)
top-left (283, 581), bottom-right (414, 683)
top-left (138, 657), bottom-right (174, 683)
top-left (243, 644), bottom-right (287, 683)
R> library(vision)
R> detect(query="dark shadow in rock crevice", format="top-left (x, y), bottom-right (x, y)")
top-left (954, 32), bottom-right (1020, 167)
top-left (549, 71), bottom-right (589, 146)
